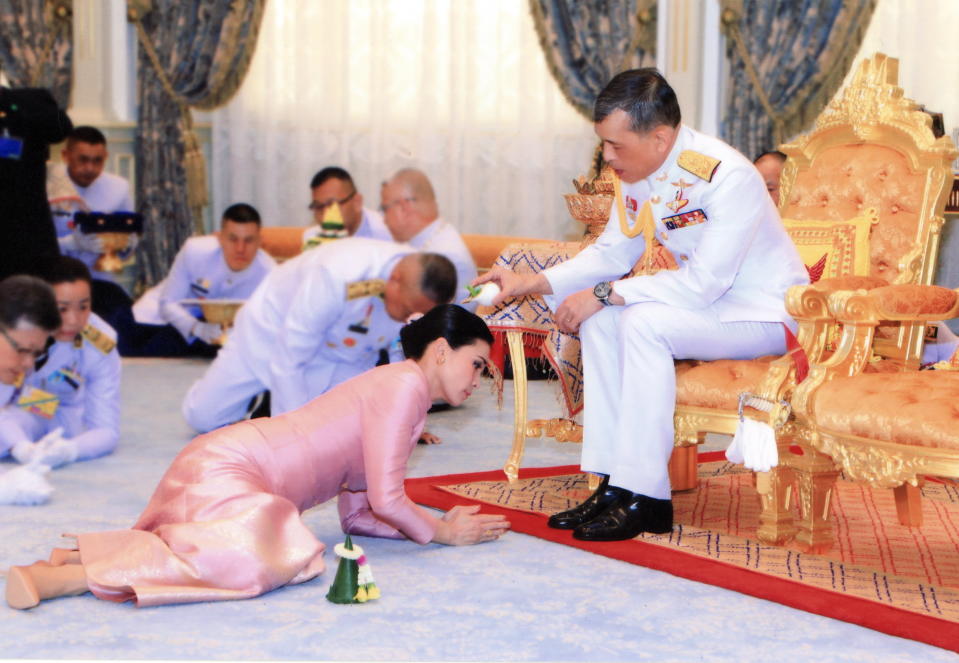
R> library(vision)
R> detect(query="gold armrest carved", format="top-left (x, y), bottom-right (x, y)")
top-left (841, 284), bottom-right (959, 322)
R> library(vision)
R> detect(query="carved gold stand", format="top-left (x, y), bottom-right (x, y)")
top-left (502, 330), bottom-right (600, 491)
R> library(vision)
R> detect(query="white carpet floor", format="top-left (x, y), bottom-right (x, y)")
top-left (0, 358), bottom-right (955, 661)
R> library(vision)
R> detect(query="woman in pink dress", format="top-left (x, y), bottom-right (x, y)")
top-left (6, 304), bottom-right (509, 609)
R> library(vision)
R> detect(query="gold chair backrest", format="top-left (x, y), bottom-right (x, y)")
top-left (779, 53), bottom-right (957, 366)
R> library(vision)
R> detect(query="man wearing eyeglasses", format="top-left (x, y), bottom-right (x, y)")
top-left (379, 168), bottom-right (477, 311)
top-left (0, 275), bottom-right (62, 505)
top-left (302, 167), bottom-right (392, 246)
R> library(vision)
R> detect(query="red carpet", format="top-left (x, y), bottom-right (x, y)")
top-left (406, 452), bottom-right (959, 652)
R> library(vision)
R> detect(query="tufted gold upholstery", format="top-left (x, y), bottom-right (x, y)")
top-left (670, 55), bottom-right (958, 555)
top-left (812, 372), bottom-right (959, 451)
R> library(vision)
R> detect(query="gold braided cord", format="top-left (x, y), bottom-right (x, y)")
top-left (127, 1), bottom-right (266, 232)
top-left (614, 176), bottom-right (655, 275)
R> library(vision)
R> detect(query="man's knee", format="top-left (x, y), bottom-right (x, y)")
top-left (619, 302), bottom-right (674, 341)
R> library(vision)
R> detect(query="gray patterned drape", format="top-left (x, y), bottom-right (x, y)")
top-left (720, 0), bottom-right (876, 159)
top-left (529, 0), bottom-right (656, 121)
top-left (0, 0), bottom-right (72, 108)
top-left (128, 0), bottom-right (266, 287)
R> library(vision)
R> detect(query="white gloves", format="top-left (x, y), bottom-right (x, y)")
top-left (72, 231), bottom-right (106, 254)
top-left (11, 427), bottom-right (78, 469)
top-left (0, 460), bottom-right (53, 505)
top-left (192, 321), bottom-right (224, 344)
top-left (726, 417), bottom-right (778, 472)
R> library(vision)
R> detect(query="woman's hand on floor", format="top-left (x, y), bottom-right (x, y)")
top-left (432, 505), bottom-right (510, 545)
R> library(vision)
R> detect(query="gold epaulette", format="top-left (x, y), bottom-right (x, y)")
top-left (346, 279), bottom-right (386, 301)
top-left (677, 150), bottom-right (721, 183)
top-left (81, 324), bottom-right (116, 354)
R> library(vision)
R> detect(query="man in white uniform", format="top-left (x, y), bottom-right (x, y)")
top-left (302, 166), bottom-right (392, 246)
top-left (50, 126), bottom-right (136, 282)
top-left (181, 237), bottom-right (457, 433)
top-left (475, 68), bottom-right (809, 541)
top-left (126, 203), bottom-right (275, 357)
top-left (0, 257), bottom-right (121, 469)
top-left (380, 168), bottom-right (477, 310)
top-left (0, 275), bottom-right (61, 505)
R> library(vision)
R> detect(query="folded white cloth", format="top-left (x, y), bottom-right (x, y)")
top-left (0, 461), bottom-right (53, 505)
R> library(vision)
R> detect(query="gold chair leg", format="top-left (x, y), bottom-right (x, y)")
top-left (894, 483), bottom-right (923, 527)
top-left (503, 330), bottom-right (528, 483)
top-left (792, 448), bottom-right (839, 553)
top-left (755, 465), bottom-right (798, 545)
top-left (669, 445), bottom-right (699, 492)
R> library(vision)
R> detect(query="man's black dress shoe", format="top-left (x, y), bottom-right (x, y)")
top-left (547, 475), bottom-right (628, 529)
top-left (572, 492), bottom-right (673, 541)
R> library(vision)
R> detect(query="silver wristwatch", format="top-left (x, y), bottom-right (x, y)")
top-left (593, 281), bottom-right (613, 306)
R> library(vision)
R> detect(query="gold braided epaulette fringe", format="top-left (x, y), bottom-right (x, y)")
top-left (346, 279), bottom-right (386, 301)
top-left (81, 324), bottom-right (116, 354)
top-left (677, 150), bottom-right (721, 182)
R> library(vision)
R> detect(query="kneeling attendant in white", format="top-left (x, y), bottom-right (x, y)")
top-left (472, 69), bottom-right (808, 541)
top-left (182, 238), bottom-right (459, 433)
top-left (0, 258), bottom-right (121, 468)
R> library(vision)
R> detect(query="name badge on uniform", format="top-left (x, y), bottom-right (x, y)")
top-left (0, 130), bottom-right (23, 161)
top-left (662, 209), bottom-right (708, 231)
top-left (190, 280), bottom-right (211, 297)
top-left (17, 387), bottom-right (59, 419)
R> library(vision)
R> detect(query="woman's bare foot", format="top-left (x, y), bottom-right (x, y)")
top-left (5, 561), bottom-right (88, 609)
top-left (48, 548), bottom-right (81, 565)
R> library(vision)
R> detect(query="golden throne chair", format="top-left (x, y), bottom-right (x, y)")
top-left (699, 53), bottom-right (956, 552)
top-left (788, 284), bottom-right (959, 551)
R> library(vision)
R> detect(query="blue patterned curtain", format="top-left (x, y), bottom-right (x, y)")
top-left (529, 0), bottom-right (656, 121)
top-left (0, 0), bottom-right (72, 108)
top-left (720, 0), bottom-right (876, 159)
top-left (127, 0), bottom-right (266, 287)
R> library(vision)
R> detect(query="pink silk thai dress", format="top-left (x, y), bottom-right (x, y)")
top-left (76, 360), bottom-right (438, 607)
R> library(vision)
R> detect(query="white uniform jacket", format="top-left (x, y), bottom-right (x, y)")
top-left (49, 163), bottom-right (135, 281)
top-left (544, 125), bottom-right (808, 325)
top-left (230, 237), bottom-right (414, 415)
top-left (132, 235), bottom-right (276, 341)
top-left (0, 313), bottom-right (121, 451)
top-left (302, 207), bottom-right (393, 244)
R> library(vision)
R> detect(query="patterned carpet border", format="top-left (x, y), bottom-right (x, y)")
top-left (406, 453), bottom-right (959, 652)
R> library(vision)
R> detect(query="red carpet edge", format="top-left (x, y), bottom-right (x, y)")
top-left (405, 455), bottom-right (959, 652)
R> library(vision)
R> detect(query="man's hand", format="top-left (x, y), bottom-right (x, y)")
top-left (470, 265), bottom-right (552, 307)
top-left (555, 288), bottom-right (605, 334)
top-left (192, 321), bottom-right (224, 344)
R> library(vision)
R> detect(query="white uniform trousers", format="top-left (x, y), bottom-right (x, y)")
top-left (580, 301), bottom-right (787, 499)
top-left (182, 343), bottom-right (371, 433)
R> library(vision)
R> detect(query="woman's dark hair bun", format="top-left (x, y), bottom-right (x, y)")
top-left (399, 304), bottom-right (493, 360)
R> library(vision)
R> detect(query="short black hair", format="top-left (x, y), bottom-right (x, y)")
top-left (400, 303), bottom-right (494, 360)
top-left (594, 68), bottom-right (681, 132)
top-left (67, 125), bottom-right (107, 147)
top-left (418, 253), bottom-right (457, 304)
top-left (0, 275), bottom-right (61, 332)
top-left (310, 166), bottom-right (355, 192)
top-left (45, 256), bottom-right (93, 287)
top-left (222, 202), bottom-right (262, 227)
top-left (754, 150), bottom-right (787, 164)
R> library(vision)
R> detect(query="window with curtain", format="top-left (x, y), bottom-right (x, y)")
top-left (211, 0), bottom-right (599, 240)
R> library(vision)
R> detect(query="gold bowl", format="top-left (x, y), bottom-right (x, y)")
top-left (180, 299), bottom-right (245, 346)
top-left (563, 193), bottom-right (614, 225)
